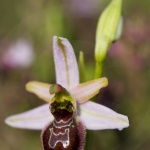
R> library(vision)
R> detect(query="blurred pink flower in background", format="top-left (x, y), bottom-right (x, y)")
top-left (124, 17), bottom-right (150, 44)
top-left (109, 41), bottom-right (147, 71)
top-left (0, 39), bottom-right (34, 70)
top-left (64, 0), bottom-right (101, 17)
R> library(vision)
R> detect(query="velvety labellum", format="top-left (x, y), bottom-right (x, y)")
top-left (41, 102), bottom-right (86, 150)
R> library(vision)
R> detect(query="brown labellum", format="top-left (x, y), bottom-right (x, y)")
top-left (41, 102), bottom-right (86, 150)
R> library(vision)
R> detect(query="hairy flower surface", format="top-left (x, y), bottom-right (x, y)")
top-left (5, 36), bottom-right (129, 149)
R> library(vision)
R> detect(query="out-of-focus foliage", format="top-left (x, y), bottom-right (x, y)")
top-left (1, 0), bottom-right (150, 150)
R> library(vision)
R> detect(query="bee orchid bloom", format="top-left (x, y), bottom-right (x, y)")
top-left (5, 36), bottom-right (129, 150)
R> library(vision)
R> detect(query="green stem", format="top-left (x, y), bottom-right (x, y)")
top-left (85, 130), bottom-right (94, 150)
top-left (85, 62), bottom-right (104, 150)
top-left (79, 51), bottom-right (85, 83)
top-left (94, 61), bottom-right (103, 79)
top-left (83, 60), bottom-right (103, 150)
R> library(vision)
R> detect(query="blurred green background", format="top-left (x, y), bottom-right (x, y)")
top-left (1, 0), bottom-right (150, 150)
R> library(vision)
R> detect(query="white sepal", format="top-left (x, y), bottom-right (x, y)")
top-left (5, 104), bottom-right (53, 130)
top-left (53, 36), bottom-right (79, 90)
top-left (78, 101), bottom-right (129, 130)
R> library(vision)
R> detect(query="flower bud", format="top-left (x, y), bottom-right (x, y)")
top-left (95, 0), bottom-right (123, 62)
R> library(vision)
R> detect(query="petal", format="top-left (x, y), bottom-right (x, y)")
top-left (26, 81), bottom-right (53, 102)
top-left (53, 36), bottom-right (79, 90)
top-left (78, 101), bottom-right (129, 130)
top-left (71, 77), bottom-right (108, 103)
top-left (5, 104), bottom-right (54, 130)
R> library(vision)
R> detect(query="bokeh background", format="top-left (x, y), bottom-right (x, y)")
top-left (1, 0), bottom-right (150, 150)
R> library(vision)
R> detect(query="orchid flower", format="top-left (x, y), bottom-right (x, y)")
top-left (5, 36), bottom-right (129, 149)
top-left (0, 39), bottom-right (34, 70)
